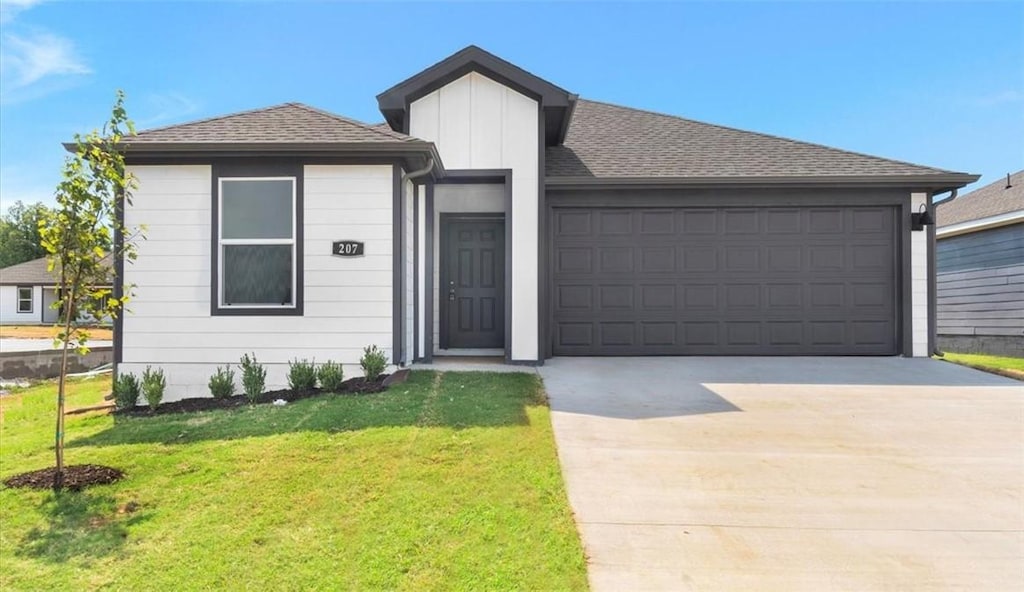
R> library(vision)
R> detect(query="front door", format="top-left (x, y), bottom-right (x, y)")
top-left (441, 216), bottom-right (505, 349)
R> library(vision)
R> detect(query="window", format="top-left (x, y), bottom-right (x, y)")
top-left (217, 177), bottom-right (297, 311)
top-left (17, 286), bottom-right (32, 313)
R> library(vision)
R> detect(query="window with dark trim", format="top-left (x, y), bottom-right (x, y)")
top-left (216, 177), bottom-right (297, 312)
top-left (16, 286), bottom-right (32, 313)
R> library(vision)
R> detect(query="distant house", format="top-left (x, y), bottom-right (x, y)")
top-left (0, 256), bottom-right (113, 326)
top-left (936, 171), bottom-right (1023, 356)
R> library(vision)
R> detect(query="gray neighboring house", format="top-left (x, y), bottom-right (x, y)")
top-left (0, 256), bottom-right (113, 326)
top-left (102, 45), bottom-right (980, 400)
top-left (0, 257), bottom-right (64, 325)
top-left (936, 171), bottom-right (1023, 356)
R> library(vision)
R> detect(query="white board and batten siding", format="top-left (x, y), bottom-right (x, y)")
top-left (910, 192), bottom-right (930, 357)
top-left (122, 164), bottom-right (395, 400)
top-left (410, 71), bottom-right (540, 361)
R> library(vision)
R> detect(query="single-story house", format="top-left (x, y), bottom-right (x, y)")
top-left (936, 170), bottom-right (1023, 356)
top-left (0, 256), bottom-right (114, 326)
top-left (104, 45), bottom-right (979, 399)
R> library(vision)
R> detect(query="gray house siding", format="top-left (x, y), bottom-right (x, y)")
top-left (936, 223), bottom-right (1024, 356)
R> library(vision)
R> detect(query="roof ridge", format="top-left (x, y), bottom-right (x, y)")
top-left (132, 103), bottom-right (296, 136)
top-left (577, 98), bottom-right (955, 175)
top-left (287, 103), bottom-right (412, 142)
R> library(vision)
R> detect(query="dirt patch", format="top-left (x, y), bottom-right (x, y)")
top-left (115, 374), bottom-right (391, 416)
top-left (0, 325), bottom-right (113, 340)
top-left (3, 464), bottom-right (124, 491)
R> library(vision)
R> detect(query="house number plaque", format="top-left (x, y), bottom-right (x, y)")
top-left (332, 240), bottom-right (364, 257)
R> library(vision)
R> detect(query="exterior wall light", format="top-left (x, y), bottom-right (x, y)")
top-left (911, 203), bottom-right (934, 231)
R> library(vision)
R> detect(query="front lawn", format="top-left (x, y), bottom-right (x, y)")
top-left (0, 372), bottom-right (588, 591)
top-left (940, 352), bottom-right (1024, 380)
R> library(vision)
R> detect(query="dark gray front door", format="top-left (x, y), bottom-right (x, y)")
top-left (442, 216), bottom-right (505, 349)
top-left (551, 206), bottom-right (898, 355)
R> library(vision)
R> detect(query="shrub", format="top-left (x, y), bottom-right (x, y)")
top-left (288, 359), bottom-right (318, 391)
top-left (208, 366), bottom-right (235, 399)
top-left (141, 366), bottom-right (166, 412)
top-left (360, 345), bottom-right (388, 383)
top-left (318, 360), bottom-right (345, 392)
top-left (112, 372), bottom-right (140, 410)
top-left (239, 353), bottom-right (267, 403)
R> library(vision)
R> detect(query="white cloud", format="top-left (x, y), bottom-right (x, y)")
top-left (1, 31), bottom-right (90, 87)
top-left (0, 0), bottom-right (44, 25)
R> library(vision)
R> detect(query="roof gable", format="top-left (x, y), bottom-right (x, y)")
top-left (547, 99), bottom-right (976, 188)
top-left (937, 170), bottom-right (1024, 228)
top-left (376, 45), bottom-right (576, 145)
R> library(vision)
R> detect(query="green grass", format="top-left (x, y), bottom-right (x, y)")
top-left (941, 352), bottom-right (1024, 377)
top-left (0, 372), bottom-right (588, 591)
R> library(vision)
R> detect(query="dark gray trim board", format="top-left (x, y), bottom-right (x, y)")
top-left (547, 187), bottom-right (910, 208)
top-left (927, 193), bottom-right (937, 355)
top-left (546, 174), bottom-right (979, 194)
top-left (98, 143), bottom-right (443, 177)
top-left (392, 165), bottom-right (404, 365)
top-left (900, 197), bottom-right (914, 357)
top-left (210, 162), bottom-right (304, 317)
top-left (424, 183), bottom-right (435, 363)
top-left (413, 183), bottom-right (420, 362)
top-left (538, 108), bottom-right (549, 362)
top-left (113, 189), bottom-right (124, 367)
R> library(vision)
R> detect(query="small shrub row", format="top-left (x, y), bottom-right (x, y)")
top-left (210, 344), bottom-right (390, 399)
top-left (113, 366), bottom-right (167, 412)
top-left (113, 344), bottom-right (390, 410)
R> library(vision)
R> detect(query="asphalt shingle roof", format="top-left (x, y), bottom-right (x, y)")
top-left (937, 170), bottom-right (1024, 228)
top-left (546, 99), bottom-right (959, 178)
top-left (0, 257), bottom-right (53, 285)
top-left (125, 103), bottom-right (414, 145)
top-left (0, 257), bottom-right (113, 286)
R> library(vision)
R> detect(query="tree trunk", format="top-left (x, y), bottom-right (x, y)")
top-left (53, 285), bottom-right (75, 493)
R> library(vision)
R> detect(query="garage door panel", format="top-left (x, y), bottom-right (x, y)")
top-left (552, 206), bottom-right (898, 356)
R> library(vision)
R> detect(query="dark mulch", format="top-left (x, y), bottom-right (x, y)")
top-left (3, 464), bottom-right (124, 491)
top-left (114, 374), bottom-right (392, 417)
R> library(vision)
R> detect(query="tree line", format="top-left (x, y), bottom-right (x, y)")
top-left (0, 200), bottom-right (51, 268)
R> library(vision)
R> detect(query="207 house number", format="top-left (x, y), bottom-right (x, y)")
top-left (332, 240), bottom-right (364, 257)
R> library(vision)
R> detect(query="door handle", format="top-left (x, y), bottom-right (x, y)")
top-left (448, 280), bottom-right (456, 302)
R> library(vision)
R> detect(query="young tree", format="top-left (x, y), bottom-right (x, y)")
top-left (39, 91), bottom-right (142, 491)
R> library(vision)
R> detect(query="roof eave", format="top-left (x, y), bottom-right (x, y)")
top-left (103, 141), bottom-right (444, 173)
top-left (545, 173), bottom-right (981, 192)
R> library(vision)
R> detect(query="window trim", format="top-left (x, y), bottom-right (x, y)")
top-left (212, 170), bottom-right (303, 316)
top-left (16, 286), bottom-right (33, 313)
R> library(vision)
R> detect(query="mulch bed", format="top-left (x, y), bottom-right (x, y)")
top-left (3, 464), bottom-right (124, 491)
top-left (115, 370), bottom-right (410, 417)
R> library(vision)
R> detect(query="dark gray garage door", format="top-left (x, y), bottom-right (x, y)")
top-left (551, 207), bottom-right (898, 355)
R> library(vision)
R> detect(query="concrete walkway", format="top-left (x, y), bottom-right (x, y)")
top-left (540, 357), bottom-right (1024, 591)
top-left (0, 338), bottom-right (112, 352)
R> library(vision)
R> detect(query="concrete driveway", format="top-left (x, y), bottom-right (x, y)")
top-left (540, 357), bottom-right (1024, 591)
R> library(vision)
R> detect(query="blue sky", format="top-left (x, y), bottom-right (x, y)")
top-left (1, 1), bottom-right (1021, 210)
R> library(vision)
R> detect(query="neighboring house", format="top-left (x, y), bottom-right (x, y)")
top-left (104, 46), bottom-right (978, 399)
top-left (936, 171), bottom-right (1023, 356)
top-left (0, 256), bottom-right (113, 325)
